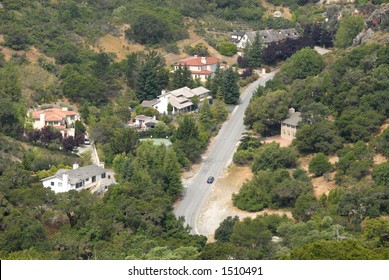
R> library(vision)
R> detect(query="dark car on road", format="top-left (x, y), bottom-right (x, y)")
top-left (207, 176), bottom-right (214, 184)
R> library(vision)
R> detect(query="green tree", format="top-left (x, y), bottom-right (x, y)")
top-left (294, 120), bottom-right (344, 155)
top-left (362, 218), bottom-right (389, 248)
top-left (244, 32), bottom-right (263, 68)
top-left (289, 240), bottom-right (387, 260)
top-left (222, 68), bottom-right (240, 104)
top-left (126, 14), bottom-right (172, 45)
top-left (252, 143), bottom-right (297, 172)
top-left (334, 16), bottom-right (365, 48)
top-left (372, 162), bottom-right (389, 187)
top-left (171, 64), bottom-right (193, 89)
top-left (215, 216), bottom-right (239, 242)
top-left (309, 153), bottom-right (333, 176)
top-left (217, 42), bottom-right (238, 56)
top-left (280, 47), bottom-right (324, 81)
top-left (244, 90), bottom-right (291, 136)
top-left (136, 60), bottom-right (160, 101)
top-left (199, 99), bottom-right (215, 132)
top-left (135, 52), bottom-right (168, 101)
top-left (230, 217), bottom-right (272, 251)
top-left (292, 193), bottom-right (319, 222)
top-left (109, 128), bottom-right (138, 155)
top-left (3, 26), bottom-right (31, 50)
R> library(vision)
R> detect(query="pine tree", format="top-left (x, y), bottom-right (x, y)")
top-left (222, 68), bottom-right (240, 104)
top-left (210, 63), bottom-right (223, 98)
top-left (136, 60), bottom-right (160, 101)
top-left (171, 64), bottom-right (193, 89)
top-left (244, 32), bottom-right (263, 68)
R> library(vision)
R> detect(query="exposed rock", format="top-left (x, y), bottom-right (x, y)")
top-left (353, 28), bottom-right (374, 46)
top-left (353, 4), bottom-right (389, 46)
top-left (366, 4), bottom-right (389, 31)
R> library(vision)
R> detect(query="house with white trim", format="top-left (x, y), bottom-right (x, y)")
top-left (233, 28), bottom-right (300, 49)
top-left (41, 164), bottom-right (113, 193)
top-left (141, 86), bottom-right (212, 115)
top-left (132, 115), bottom-right (159, 131)
top-left (174, 56), bottom-right (220, 82)
top-left (30, 107), bottom-right (80, 138)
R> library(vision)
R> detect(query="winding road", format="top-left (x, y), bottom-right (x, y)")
top-left (174, 70), bottom-right (277, 235)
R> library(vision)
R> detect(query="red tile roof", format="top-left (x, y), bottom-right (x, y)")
top-left (191, 70), bottom-right (213, 75)
top-left (32, 108), bottom-right (78, 121)
top-left (175, 56), bottom-right (219, 66)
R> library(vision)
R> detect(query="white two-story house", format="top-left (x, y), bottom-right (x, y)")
top-left (141, 86), bottom-right (212, 115)
top-left (174, 56), bottom-right (220, 82)
top-left (41, 164), bottom-right (112, 193)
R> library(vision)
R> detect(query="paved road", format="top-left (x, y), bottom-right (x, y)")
top-left (174, 71), bottom-right (277, 234)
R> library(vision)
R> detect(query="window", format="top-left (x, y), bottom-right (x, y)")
top-left (51, 182), bottom-right (54, 186)
top-left (92, 176), bottom-right (96, 183)
top-left (101, 173), bottom-right (106, 179)
top-left (58, 182), bottom-right (62, 187)
top-left (76, 182), bottom-right (83, 189)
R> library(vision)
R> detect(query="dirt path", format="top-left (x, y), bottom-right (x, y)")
top-left (197, 164), bottom-right (292, 242)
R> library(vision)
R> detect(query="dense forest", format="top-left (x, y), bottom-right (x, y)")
top-left (1, 0), bottom-right (389, 259)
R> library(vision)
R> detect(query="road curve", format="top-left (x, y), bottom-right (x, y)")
top-left (174, 70), bottom-right (278, 235)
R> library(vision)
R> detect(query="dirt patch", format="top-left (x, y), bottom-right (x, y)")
top-left (311, 171), bottom-right (337, 198)
top-left (260, 0), bottom-right (292, 20)
top-left (373, 153), bottom-right (387, 165)
top-left (299, 155), bottom-right (338, 198)
top-left (164, 29), bottom-right (238, 66)
top-left (197, 164), bottom-right (292, 242)
top-left (377, 119), bottom-right (389, 136)
top-left (0, 34), bottom-right (53, 64)
top-left (91, 34), bottom-right (145, 61)
top-left (262, 135), bottom-right (292, 147)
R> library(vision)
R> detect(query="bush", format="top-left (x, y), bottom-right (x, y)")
top-left (252, 142), bottom-right (297, 173)
top-left (216, 42), bottom-right (238, 56)
top-left (309, 153), bottom-right (333, 177)
top-left (164, 43), bottom-right (180, 54)
top-left (233, 149), bottom-right (254, 165)
top-left (372, 162), bottom-right (389, 187)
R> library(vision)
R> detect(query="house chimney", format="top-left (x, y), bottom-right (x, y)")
top-left (62, 173), bottom-right (68, 190)
top-left (39, 113), bottom-right (46, 128)
top-left (62, 107), bottom-right (68, 111)
top-left (289, 108), bottom-right (296, 114)
top-left (161, 89), bottom-right (166, 95)
top-left (73, 163), bottom-right (79, 170)
top-left (153, 115), bottom-right (156, 120)
top-left (201, 57), bottom-right (206, 64)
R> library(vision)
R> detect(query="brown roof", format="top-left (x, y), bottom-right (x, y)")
top-left (176, 56), bottom-right (219, 67)
top-left (32, 108), bottom-right (78, 121)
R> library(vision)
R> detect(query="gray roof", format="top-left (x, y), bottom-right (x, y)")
top-left (43, 165), bottom-right (106, 184)
top-left (232, 31), bottom-right (245, 37)
top-left (281, 112), bottom-right (302, 126)
top-left (141, 99), bottom-right (160, 107)
top-left (247, 28), bottom-right (300, 45)
top-left (169, 96), bottom-right (193, 110)
top-left (191, 86), bottom-right (211, 96)
top-left (135, 114), bottom-right (152, 121)
top-left (170, 87), bottom-right (195, 99)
